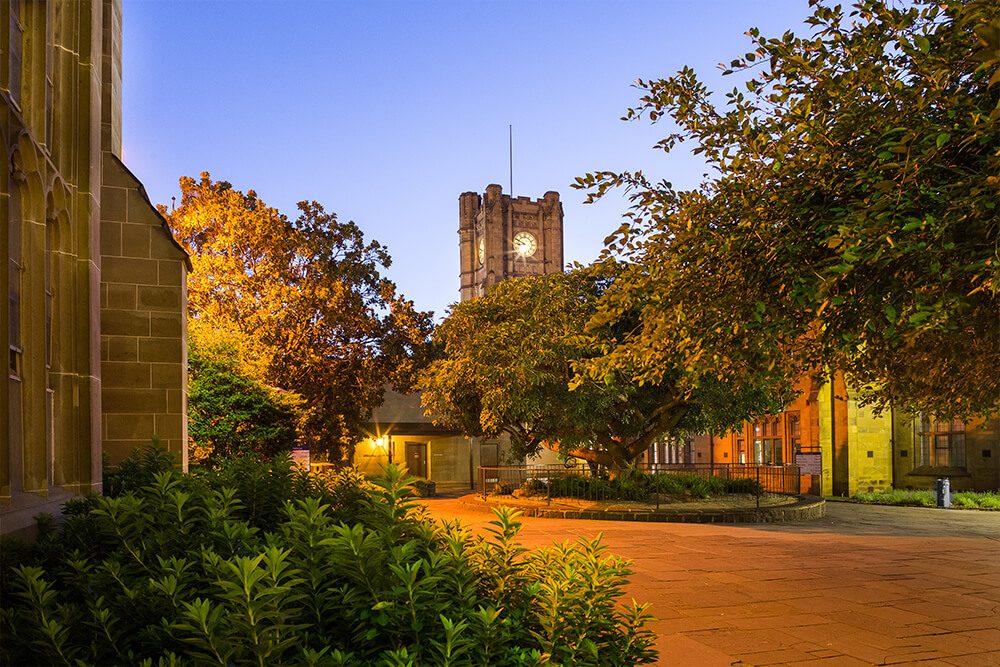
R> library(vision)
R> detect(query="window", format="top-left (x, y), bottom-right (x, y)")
top-left (787, 412), bottom-right (801, 453)
top-left (8, 187), bottom-right (23, 490)
top-left (44, 221), bottom-right (55, 370)
top-left (919, 418), bottom-right (966, 468)
top-left (752, 418), bottom-right (782, 464)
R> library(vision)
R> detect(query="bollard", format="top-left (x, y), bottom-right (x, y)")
top-left (935, 478), bottom-right (951, 509)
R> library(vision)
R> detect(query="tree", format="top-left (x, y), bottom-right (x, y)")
top-left (187, 336), bottom-right (303, 466)
top-left (166, 174), bottom-right (434, 462)
top-left (576, 0), bottom-right (1000, 417)
top-left (419, 267), bottom-right (784, 473)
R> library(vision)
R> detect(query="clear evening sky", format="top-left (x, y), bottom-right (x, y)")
top-left (122, 0), bottom-right (814, 319)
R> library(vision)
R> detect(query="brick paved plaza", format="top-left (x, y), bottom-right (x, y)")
top-left (424, 497), bottom-right (1000, 666)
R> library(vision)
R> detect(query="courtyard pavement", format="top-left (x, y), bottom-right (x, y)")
top-left (421, 495), bottom-right (1000, 666)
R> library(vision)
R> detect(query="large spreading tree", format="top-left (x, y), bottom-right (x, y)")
top-left (166, 174), bottom-right (434, 462)
top-left (576, 0), bottom-right (1000, 417)
top-left (420, 267), bottom-right (786, 473)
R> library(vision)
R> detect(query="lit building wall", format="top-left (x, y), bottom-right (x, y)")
top-left (2, 0), bottom-right (188, 536)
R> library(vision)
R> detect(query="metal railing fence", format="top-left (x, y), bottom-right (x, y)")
top-left (478, 463), bottom-right (802, 507)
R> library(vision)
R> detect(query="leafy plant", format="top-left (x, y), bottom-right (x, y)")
top-left (541, 470), bottom-right (752, 502)
top-left (1, 448), bottom-right (657, 666)
top-left (575, 0), bottom-right (1000, 418)
top-left (187, 338), bottom-right (303, 466)
top-left (851, 489), bottom-right (935, 506)
top-left (421, 267), bottom-right (785, 476)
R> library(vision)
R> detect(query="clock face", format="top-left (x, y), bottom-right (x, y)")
top-left (478, 238), bottom-right (485, 265)
top-left (512, 232), bottom-right (537, 258)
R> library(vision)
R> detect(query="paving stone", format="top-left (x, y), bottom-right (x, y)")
top-left (940, 650), bottom-right (1000, 666)
top-left (656, 634), bottom-right (732, 667)
top-left (782, 655), bottom-right (873, 666)
top-left (421, 497), bottom-right (1000, 665)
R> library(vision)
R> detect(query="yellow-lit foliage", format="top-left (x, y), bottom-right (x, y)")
top-left (165, 174), bottom-right (434, 461)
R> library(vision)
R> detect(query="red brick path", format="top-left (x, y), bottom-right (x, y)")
top-left (422, 498), bottom-right (1000, 666)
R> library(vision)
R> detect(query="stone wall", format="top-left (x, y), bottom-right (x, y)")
top-left (894, 414), bottom-right (999, 492)
top-left (844, 397), bottom-right (893, 495)
top-left (99, 157), bottom-right (189, 467)
top-left (2, 0), bottom-right (109, 536)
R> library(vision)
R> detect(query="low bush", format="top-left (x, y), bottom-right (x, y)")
top-left (490, 480), bottom-right (514, 496)
top-left (546, 471), bottom-right (756, 502)
top-left (722, 477), bottom-right (764, 495)
top-left (974, 492), bottom-right (1000, 509)
top-left (851, 489), bottom-right (935, 506)
top-left (851, 488), bottom-right (1000, 509)
top-left (949, 491), bottom-right (1000, 509)
top-left (517, 478), bottom-right (549, 497)
top-left (1, 448), bottom-right (657, 666)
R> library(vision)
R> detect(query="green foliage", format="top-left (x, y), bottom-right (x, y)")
top-left (421, 266), bottom-right (785, 474)
top-left (854, 488), bottom-right (1000, 508)
top-left (722, 476), bottom-right (765, 495)
top-left (1, 450), bottom-right (657, 666)
top-left (188, 337), bottom-right (303, 465)
top-left (851, 489), bottom-right (936, 506)
top-left (166, 174), bottom-right (434, 463)
top-left (541, 471), bottom-right (758, 501)
top-left (576, 0), bottom-right (1000, 418)
top-left (103, 438), bottom-right (180, 498)
top-left (952, 491), bottom-right (1000, 509)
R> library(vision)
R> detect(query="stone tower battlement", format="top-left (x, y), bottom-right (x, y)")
top-left (459, 184), bottom-right (564, 302)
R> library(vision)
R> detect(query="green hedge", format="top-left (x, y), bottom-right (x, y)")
top-left (851, 489), bottom-right (1000, 509)
top-left (1, 449), bottom-right (657, 666)
top-left (539, 471), bottom-right (762, 501)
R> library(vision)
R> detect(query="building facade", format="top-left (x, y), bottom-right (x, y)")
top-left (459, 184), bottom-right (563, 301)
top-left (688, 372), bottom-right (1000, 495)
top-left (2, 0), bottom-right (189, 535)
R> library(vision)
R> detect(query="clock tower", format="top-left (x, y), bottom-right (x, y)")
top-left (458, 184), bottom-right (564, 301)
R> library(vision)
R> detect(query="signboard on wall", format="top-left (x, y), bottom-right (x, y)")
top-left (796, 451), bottom-right (822, 475)
top-left (291, 446), bottom-right (310, 470)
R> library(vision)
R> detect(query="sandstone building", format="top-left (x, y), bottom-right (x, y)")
top-left (2, 0), bottom-right (189, 535)
top-left (685, 372), bottom-right (1000, 495)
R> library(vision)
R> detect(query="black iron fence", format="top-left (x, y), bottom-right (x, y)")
top-left (478, 463), bottom-right (802, 505)
top-left (636, 463), bottom-right (803, 494)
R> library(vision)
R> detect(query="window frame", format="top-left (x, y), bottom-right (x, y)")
top-left (918, 418), bottom-right (966, 469)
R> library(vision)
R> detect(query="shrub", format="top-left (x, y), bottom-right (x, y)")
top-left (491, 480), bottom-right (514, 496)
top-left (545, 471), bottom-right (747, 502)
top-left (0, 450), bottom-right (657, 666)
top-left (722, 477), bottom-right (764, 495)
top-left (518, 478), bottom-right (549, 497)
top-left (851, 489), bottom-right (935, 506)
top-left (976, 492), bottom-right (1000, 509)
top-left (187, 339), bottom-right (304, 466)
top-left (952, 491), bottom-right (1000, 510)
top-left (103, 438), bottom-right (179, 498)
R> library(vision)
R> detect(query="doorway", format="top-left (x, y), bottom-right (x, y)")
top-left (405, 442), bottom-right (428, 478)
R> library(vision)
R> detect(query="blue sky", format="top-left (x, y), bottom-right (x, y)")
top-left (123, 1), bottom-right (815, 319)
